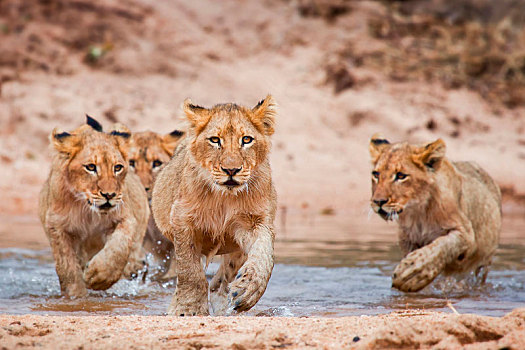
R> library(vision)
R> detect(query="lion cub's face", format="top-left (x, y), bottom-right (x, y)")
top-left (129, 130), bottom-right (184, 194)
top-left (52, 118), bottom-right (131, 213)
top-left (183, 96), bottom-right (276, 194)
top-left (368, 134), bottom-right (446, 221)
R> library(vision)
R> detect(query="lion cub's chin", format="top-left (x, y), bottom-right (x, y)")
top-left (377, 208), bottom-right (403, 221)
top-left (98, 203), bottom-right (119, 214)
top-left (212, 181), bottom-right (248, 195)
top-left (86, 199), bottom-right (120, 214)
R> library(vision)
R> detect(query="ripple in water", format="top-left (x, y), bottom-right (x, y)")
top-left (0, 246), bottom-right (524, 317)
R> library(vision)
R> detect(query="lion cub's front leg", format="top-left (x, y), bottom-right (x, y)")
top-left (46, 223), bottom-right (87, 298)
top-left (229, 225), bottom-right (274, 312)
top-left (392, 230), bottom-right (468, 292)
top-left (209, 251), bottom-right (246, 315)
top-left (169, 228), bottom-right (209, 316)
top-left (83, 218), bottom-right (135, 290)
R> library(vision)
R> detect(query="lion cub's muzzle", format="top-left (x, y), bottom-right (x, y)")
top-left (88, 191), bottom-right (122, 212)
top-left (220, 167), bottom-right (243, 188)
top-left (371, 198), bottom-right (403, 221)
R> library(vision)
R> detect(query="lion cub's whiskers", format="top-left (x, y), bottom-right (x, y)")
top-left (89, 201), bottom-right (98, 214)
top-left (392, 211), bottom-right (399, 222)
top-left (113, 201), bottom-right (123, 213)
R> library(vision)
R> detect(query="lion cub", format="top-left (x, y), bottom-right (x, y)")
top-left (128, 130), bottom-right (184, 277)
top-left (152, 96), bottom-right (277, 316)
top-left (39, 116), bottom-right (149, 297)
top-left (369, 135), bottom-right (501, 292)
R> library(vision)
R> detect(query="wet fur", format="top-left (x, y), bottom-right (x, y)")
top-left (369, 135), bottom-right (501, 292)
top-left (151, 96), bottom-right (277, 316)
top-left (39, 122), bottom-right (149, 297)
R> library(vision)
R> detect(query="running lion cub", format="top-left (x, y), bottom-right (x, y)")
top-left (39, 116), bottom-right (149, 297)
top-left (152, 96), bottom-right (277, 316)
top-left (128, 130), bottom-right (184, 278)
top-left (369, 134), bottom-right (501, 292)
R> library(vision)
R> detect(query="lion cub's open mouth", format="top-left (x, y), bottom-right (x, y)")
top-left (378, 208), bottom-right (388, 219)
top-left (98, 202), bottom-right (114, 210)
top-left (378, 208), bottom-right (403, 221)
top-left (222, 178), bottom-right (241, 188)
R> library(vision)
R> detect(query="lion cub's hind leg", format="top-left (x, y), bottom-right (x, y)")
top-left (475, 263), bottom-right (490, 284)
top-left (209, 252), bottom-right (246, 315)
top-left (156, 249), bottom-right (178, 281)
top-left (122, 239), bottom-right (146, 280)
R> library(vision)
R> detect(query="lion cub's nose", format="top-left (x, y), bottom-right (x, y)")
top-left (221, 167), bottom-right (241, 176)
top-left (373, 199), bottom-right (388, 207)
top-left (100, 191), bottom-right (116, 200)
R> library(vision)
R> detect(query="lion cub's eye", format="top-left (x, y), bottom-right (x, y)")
top-left (114, 164), bottom-right (124, 173)
top-left (395, 172), bottom-right (408, 181)
top-left (242, 136), bottom-right (254, 145)
top-left (208, 137), bottom-right (221, 146)
top-left (372, 171), bottom-right (380, 179)
top-left (85, 164), bottom-right (97, 173)
top-left (129, 160), bottom-right (135, 167)
top-left (152, 160), bottom-right (163, 168)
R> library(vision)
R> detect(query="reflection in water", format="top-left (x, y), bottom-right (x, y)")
top-left (1, 237), bottom-right (524, 317)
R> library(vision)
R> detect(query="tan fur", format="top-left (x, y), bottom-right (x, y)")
top-left (129, 131), bottom-right (183, 193)
top-left (151, 96), bottom-right (277, 316)
top-left (369, 135), bottom-right (501, 292)
top-left (128, 130), bottom-right (184, 278)
top-left (39, 120), bottom-right (149, 297)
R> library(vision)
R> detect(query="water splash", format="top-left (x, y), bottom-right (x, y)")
top-left (1, 245), bottom-right (525, 317)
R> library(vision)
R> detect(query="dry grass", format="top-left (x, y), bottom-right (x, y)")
top-left (359, 0), bottom-right (525, 108)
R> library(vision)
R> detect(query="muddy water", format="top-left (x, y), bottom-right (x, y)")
top-left (0, 216), bottom-right (524, 317)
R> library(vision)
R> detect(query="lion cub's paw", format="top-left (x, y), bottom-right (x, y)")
top-left (65, 283), bottom-right (88, 298)
top-left (168, 302), bottom-right (209, 317)
top-left (83, 253), bottom-right (122, 290)
top-left (228, 266), bottom-right (268, 312)
top-left (392, 248), bottom-right (444, 292)
top-left (122, 259), bottom-right (146, 280)
top-left (209, 290), bottom-right (230, 316)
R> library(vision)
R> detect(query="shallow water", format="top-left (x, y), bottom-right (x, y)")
top-left (1, 217), bottom-right (524, 317)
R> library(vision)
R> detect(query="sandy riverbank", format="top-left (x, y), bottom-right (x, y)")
top-left (2, 309), bottom-right (525, 349)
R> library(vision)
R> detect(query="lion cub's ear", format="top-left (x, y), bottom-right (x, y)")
top-left (162, 129), bottom-right (184, 156)
top-left (412, 139), bottom-right (446, 171)
top-left (86, 114), bottom-right (103, 132)
top-left (369, 133), bottom-right (390, 164)
top-left (183, 99), bottom-right (210, 133)
top-left (51, 128), bottom-right (81, 156)
top-left (109, 123), bottom-right (132, 159)
top-left (251, 95), bottom-right (277, 135)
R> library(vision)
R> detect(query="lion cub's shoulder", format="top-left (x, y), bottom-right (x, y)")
top-left (453, 161), bottom-right (501, 202)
